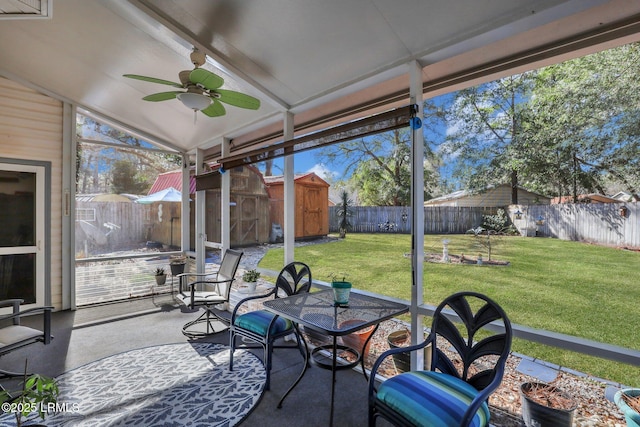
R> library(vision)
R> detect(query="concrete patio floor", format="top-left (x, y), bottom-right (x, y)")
top-left (2, 297), bottom-right (524, 426)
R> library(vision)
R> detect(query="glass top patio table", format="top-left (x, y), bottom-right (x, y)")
top-left (263, 288), bottom-right (408, 336)
top-left (263, 289), bottom-right (408, 426)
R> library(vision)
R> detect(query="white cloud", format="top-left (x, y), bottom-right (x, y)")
top-left (307, 163), bottom-right (339, 181)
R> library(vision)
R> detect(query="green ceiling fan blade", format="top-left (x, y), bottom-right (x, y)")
top-left (215, 89), bottom-right (261, 110)
top-left (123, 74), bottom-right (183, 88)
top-left (201, 99), bottom-right (226, 117)
top-left (190, 69), bottom-right (224, 90)
top-left (143, 91), bottom-right (181, 102)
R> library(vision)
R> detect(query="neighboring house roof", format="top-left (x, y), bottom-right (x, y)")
top-left (611, 191), bottom-right (634, 202)
top-left (551, 194), bottom-right (621, 204)
top-left (76, 193), bottom-right (137, 202)
top-left (424, 184), bottom-right (550, 207)
top-left (148, 170), bottom-right (197, 195)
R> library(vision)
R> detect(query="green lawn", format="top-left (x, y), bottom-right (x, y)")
top-left (259, 233), bottom-right (640, 386)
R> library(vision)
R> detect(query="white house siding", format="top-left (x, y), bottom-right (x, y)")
top-left (425, 185), bottom-right (550, 207)
top-left (0, 76), bottom-right (64, 310)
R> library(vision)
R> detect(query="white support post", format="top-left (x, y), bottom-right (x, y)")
top-left (409, 60), bottom-right (425, 371)
top-left (195, 149), bottom-right (206, 274)
top-left (181, 153), bottom-right (190, 253)
top-left (283, 111), bottom-right (295, 265)
top-left (221, 137), bottom-right (231, 255)
top-left (62, 102), bottom-right (75, 310)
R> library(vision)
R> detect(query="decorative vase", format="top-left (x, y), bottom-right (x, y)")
top-left (615, 388), bottom-right (640, 427)
top-left (520, 382), bottom-right (577, 427)
top-left (339, 319), bottom-right (374, 357)
top-left (331, 281), bottom-right (352, 305)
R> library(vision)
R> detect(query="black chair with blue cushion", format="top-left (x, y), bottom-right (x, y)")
top-left (368, 291), bottom-right (512, 427)
top-left (229, 262), bottom-right (311, 390)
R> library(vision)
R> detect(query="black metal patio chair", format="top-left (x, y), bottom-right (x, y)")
top-left (0, 299), bottom-right (53, 378)
top-left (229, 261), bottom-right (311, 390)
top-left (368, 291), bottom-right (512, 427)
top-left (176, 249), bottom-right (243, 338)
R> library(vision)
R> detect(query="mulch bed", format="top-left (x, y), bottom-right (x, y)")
top-left (424, 252), bottom-right (510, 266)
top-left (303, 318), bottom-right (626, 427)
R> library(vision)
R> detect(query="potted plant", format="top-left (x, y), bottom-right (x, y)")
top-left (329, 273), bottom-right (351, 306)
top-left (154, 267), bottom-right (167, 286)
top-left (520, 382), bottom-right (577, 427)
top-left (339, 319), bottom-right (375, 360)
top-left (242, 269), bottom-right (260, 293)
top-left (386, 328), bottom-right (432, 372)
top-left (335, 190), bottom-right (353, 238)
top-left (0, 363), bottom-right (59, 427)
top-left (615, 388), bottom-right (640, 427)
top-left (169, 254), bottom-right (186, 276)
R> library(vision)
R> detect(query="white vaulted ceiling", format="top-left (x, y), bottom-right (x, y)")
top-left (1, 0), bottom-right (639, 157)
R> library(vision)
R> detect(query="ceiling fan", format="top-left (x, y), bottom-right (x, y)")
top-left (123, 48), bottom-right (260, 119)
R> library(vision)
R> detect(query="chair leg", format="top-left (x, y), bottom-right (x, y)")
top-left (264, 341), bottom-right (272, 390)
top-left (229, 330), bottom-right (235, 372)
top-left (182, 306), bottom-right (229, 338)
top-left (368, 406), bottom-right (377, 427)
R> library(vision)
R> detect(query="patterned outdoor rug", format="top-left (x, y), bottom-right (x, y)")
top-left (1, 343), bottom-right (265, 426)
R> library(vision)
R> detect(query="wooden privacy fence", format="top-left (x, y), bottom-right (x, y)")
top-left (328, 206), bottom-right (488, 234)
top-left (329, 203), bottom-right (640, 248)
top-left (518, 201), bottom-right (639, 248)
top-left (75, 201), bottom-right (181, 256)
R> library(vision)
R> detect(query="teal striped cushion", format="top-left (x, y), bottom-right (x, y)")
top-left (234, 310), bottom-right (293, 337)
top-left (376, 371), bottom-right (489, 427)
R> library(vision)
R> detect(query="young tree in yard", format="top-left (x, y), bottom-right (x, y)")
top-left (335, 190), bottom-right (353, 238)
top-left (520, 42), bottom-right (640, 200)
top-left (443, 73), bottom-right (535, 203)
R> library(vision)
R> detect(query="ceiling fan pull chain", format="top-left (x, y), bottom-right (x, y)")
top-left (194, 110), bottom-right (197, 125)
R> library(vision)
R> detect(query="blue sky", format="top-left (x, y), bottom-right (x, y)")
top-left (265, 153), bottom-right (343, 182)
top-left (255, 93), bottom-right (457, 187)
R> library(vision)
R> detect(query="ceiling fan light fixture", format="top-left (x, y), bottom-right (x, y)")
top-left (176, 92), bottom-right (211, 111)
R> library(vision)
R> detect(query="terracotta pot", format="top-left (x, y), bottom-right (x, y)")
top-left (339, 319), bottom-right (374, 356)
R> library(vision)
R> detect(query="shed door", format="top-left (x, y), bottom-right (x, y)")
top-left (303, 187), bottom-right (323, 236)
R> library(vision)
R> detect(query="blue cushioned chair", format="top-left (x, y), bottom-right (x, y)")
top-left (229, 262), bottom-right (312, 390)
top-left (368, 291), bottom-right (512, 427)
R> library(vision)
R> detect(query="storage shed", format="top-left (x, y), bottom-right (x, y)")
top-left (148, 165), bottom-right (268, 248)
top-left (264, 173), bottom-right (330, 239)
top-left (193, 165), bottom-right (270, 247)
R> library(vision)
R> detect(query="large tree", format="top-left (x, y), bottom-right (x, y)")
top-left (76, 115), bottom-right (182, 194)
top-left (520, 42), bottom-right (640, 200)
top-left (316, 102), bottom-right (444, 206)
top-left (443, 73), bottom-right (535, 203)
top-left (111, 159), bottom-right (150, 194)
